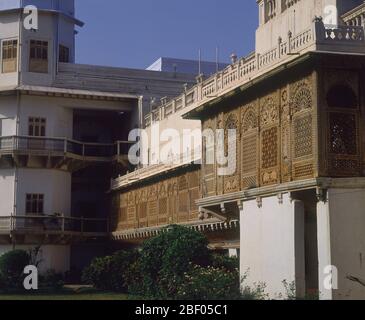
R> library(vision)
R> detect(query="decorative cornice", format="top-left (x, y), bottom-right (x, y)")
top-left (111, 219), bottom-right (239, 241)
top-left (196, 177), bottom-right (365, 208)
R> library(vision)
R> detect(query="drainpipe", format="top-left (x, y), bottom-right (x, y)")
top-left (138, 96), bottom-right (144, 129)
top-left (17, 6), bottom-right (22, 86)
top-left (55, 0), bottom-right (60, 78)
top-left (12, 6), bottom-right (25, 243)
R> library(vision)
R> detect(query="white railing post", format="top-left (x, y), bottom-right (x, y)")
top-left (196, 74), bottom-right (204, 102)
top-left (313, 16), bottom-right (325, 43)
top-left (117, 142), bottom-right (121, 156)
top-left (288, 30), bottom-right (293, 54)
top-left (12, 136), bottom-right (16, 150)
top-left (278, 36), bottom-right (282, 59)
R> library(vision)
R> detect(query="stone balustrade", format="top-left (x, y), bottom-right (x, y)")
top-left (111, 147), bottom-right (201, 190)
top-left (342, 2), bottom-right (365, 27)
top-left (324, 25), bottom-right (364, 41)
top-left (144, 19), bottom-right (365, 129)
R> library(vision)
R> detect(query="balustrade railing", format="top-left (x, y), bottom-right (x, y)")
top-left (0, 215), bottom-right (108, 235)
top-left (111, 147), bottom-right (201, 190)
top-left (144, 20), bottom-right (365, 128)
top-left (0, 136), bottom-right (134, 160)
top-left (324, 25), bottom-right (364, 41)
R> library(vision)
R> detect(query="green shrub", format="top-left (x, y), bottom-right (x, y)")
top-left (241, 282), bottom-right (268, 300)
top-left (0, 250), bottom-right (30, 289)
top-left (210, 253), bottom-right (239, 272)
top-left (137, 225), bottom-right (210, 298)
top-left (39, 270), bottom-right (64, 290)
top-left (173, 265), bottom-right (241, 300)
top-left (0, 272), bottom-right (5, 288)
top-left (82, 255), bottom-right (114, 290)
top-left (82, 250), bottom-right (140, 293)
top-left (240, 272), bottom-right (268, 300)
top-left (81, 226), bottom-right (268, 300)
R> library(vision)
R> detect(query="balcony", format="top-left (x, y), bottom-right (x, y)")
top-left (0, 214), bottom-right (109, 240)
top-left (0, 135), bottom-right (134, 171)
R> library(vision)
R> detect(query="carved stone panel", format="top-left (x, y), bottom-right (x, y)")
top-left (241, 102), bottom-right (259, 189)
top-left (223, 110), bottom-right (240, 194)
top-left (202, 117), bottom-right (217, 197)
top-left (260, 92), bottom-right (280, 186)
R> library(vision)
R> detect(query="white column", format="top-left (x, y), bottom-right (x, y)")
top-left (228, 248), bottom-right (238, 258)
top-left (293, 199), bottom-right (306, 298)
top-left (240, 194), bottom-right (305, 299)
top-left (316, 197), bottom-right (333, 300)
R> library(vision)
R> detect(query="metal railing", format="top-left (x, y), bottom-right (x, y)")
top-left (0, 135), bottom-right (134, 160)
top-left (0, 214), bottom-right (109, 235)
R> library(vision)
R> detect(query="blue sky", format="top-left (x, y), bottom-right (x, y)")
top-left (75, 0), bottom-right (258, 69)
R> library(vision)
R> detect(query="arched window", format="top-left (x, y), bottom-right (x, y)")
top-left (326, 84), bottom-right (357, 109)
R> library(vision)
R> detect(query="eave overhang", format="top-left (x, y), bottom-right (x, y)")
top-left (109, 161), bottom-right (201, 193)
top-left (0, 7), bottom-right (84, 26)
top-left (0, 85), bottom-right (140, 101)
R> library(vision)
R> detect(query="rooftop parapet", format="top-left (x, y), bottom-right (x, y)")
top-left (144, 19), bottom-right (365, 127)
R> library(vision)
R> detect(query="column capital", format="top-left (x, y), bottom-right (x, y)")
top-left (316, 187), bottom-right (328, 203)
top-left (237, 200), bottom-right (244, 211)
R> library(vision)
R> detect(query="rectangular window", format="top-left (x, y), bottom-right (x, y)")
top-left (26, 194), bottom-right (44, 214)
top-left (59, 45), bottom-right (70, 63)
top-left (28, 117), bottom-right (46, 137)
top-left (2, 39), bottom-right (18, 73)
top-left (29, 40), bottom-right (48, 73)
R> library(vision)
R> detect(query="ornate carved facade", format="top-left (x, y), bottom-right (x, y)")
top-left (199, 56), bottom-right (365, 199)
top-left (200, 72), bottom-right (317, 197)
top-left (111, 168), bottom-right (201, 232)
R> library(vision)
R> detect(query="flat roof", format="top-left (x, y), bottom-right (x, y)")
top-left (0, 85), bottom-right (140, 100)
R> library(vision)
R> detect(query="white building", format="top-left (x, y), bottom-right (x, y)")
top-left (2, 0), bottom-right (365, 301)
top-left (147, 57), bottom-right (228, 76)
top-left (0, 0), bottom-right (207, 272)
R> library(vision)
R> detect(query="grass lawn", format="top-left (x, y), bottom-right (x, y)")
top-left (0, 287), bottom-right (138, 300)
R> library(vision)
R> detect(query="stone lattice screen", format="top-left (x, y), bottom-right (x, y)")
top-left (111, 168), bottom-right (201, 232)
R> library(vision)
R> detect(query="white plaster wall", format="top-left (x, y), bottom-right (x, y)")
top-left (145, 107), bottom-right (201, 165)
top-left (19, 95), bottom-right (73, 138)
top-left (317, 188), bottom-right (365, 300)
top-left (19, 10), bottom-right (77, 86)
top-left (20, 12), bottom-right (56, 86)
top-left (255, 0), bottom-right (349, 54)
top-left (0, 95), bottom-right (17, 136)
top-left (0, 244), bottom-right (70, 273)
top-left (16, 169), bottom-right (71, 216)
top-left (0, 12), bottom-right (20, 86)
top-left (1, 6), bottom-right (77, 87)
top-left (0, 169), bottom-right (15, 216)
top-left (58, 17), bottom-right (75, 63)
top-left (240, 194), bottom-right (305, 298)
top-left (38, 245), bottom-right (71, 273)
